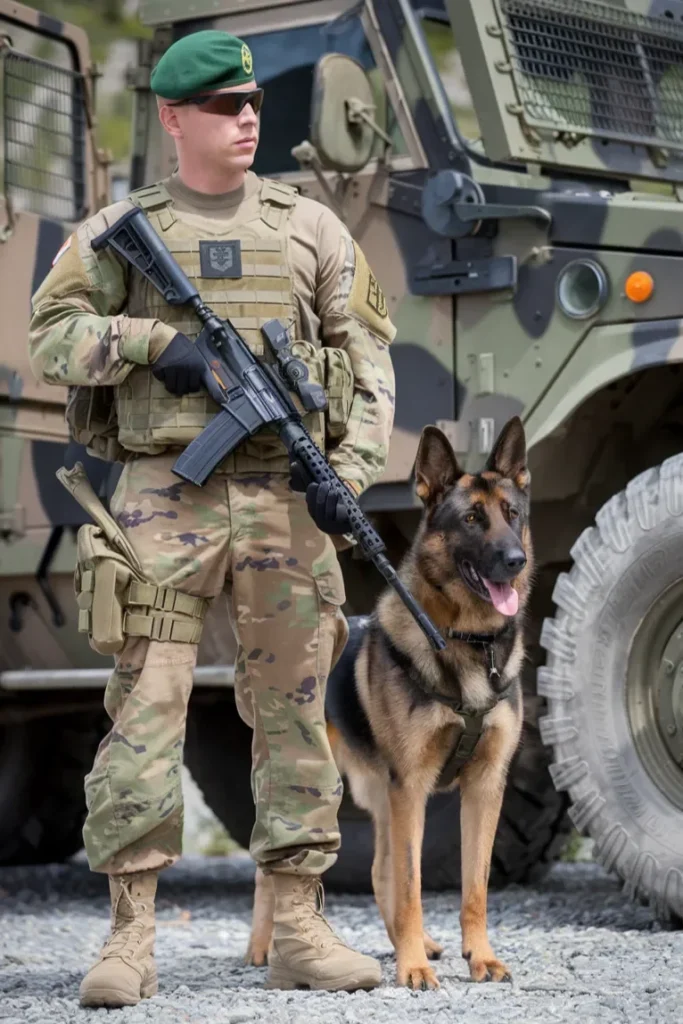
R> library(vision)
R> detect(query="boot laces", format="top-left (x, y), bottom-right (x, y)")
top-left (102, 883), bottom-right (146, 960)
top-left (295, 877), bottom-right (346, 951)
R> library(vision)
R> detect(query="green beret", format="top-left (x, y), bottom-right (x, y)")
top-left (151, 30), bottom-right (255, 100)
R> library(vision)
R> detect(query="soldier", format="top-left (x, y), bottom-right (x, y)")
top-left (28, 30), bottom-right (396, 1007)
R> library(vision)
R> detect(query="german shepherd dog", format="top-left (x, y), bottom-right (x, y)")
top-left (246, 416), bottom-right (533, 990)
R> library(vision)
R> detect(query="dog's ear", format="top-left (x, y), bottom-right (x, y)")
top-left (485, 416), bottom-right (530, 491)
top-left (414, 425), bottom-right (463, 503)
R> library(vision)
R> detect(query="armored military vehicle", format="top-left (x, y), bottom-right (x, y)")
top-left (0, 0), bottom-right (113, 864)
top-left (2, 0), bottom-right (682, 922)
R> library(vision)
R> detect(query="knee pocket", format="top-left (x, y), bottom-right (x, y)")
top-left (312, 555), bottom-right (346, 610)
top-left (312, 556), bottom-right (348, 674)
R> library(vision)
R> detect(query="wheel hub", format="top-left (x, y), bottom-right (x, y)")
top-left (627, 579), bottom-right (683, 811)
top-left (656, 626), bottom-right (683, 767)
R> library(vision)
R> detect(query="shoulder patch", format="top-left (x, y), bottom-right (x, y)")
top-left (52, 236), bottom-right (72, 266)
top-left (346, 241), bottom-right (396, 344)
top-left (33, 230), bottom-right (91, 307)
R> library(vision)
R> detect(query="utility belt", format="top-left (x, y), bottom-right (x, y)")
top-left (58, 463), bottom-right (208, 655)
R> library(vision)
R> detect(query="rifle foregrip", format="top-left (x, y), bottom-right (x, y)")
top-left (286, 431), bottom-right (445, 652)
top-left (289, 434), bottom-right (384, 556)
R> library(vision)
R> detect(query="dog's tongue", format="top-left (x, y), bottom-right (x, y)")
top-left (483, 579), bottom-right (519, 616)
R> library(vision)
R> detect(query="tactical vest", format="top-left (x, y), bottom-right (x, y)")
top-left (70, 177), bottom-right (353, 473)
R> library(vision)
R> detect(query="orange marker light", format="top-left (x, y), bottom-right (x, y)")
top-left (625, 271), bottom-right (654, 303)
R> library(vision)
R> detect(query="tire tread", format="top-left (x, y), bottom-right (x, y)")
top-left (540, 454), bottom-right (683, 923)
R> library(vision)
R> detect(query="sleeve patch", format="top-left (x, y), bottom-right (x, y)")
top-left (51, 236), bottom-right (72, 265)
top-left (345, 241), bottom-right (396, 345)
top-left (32, 232), bottom-right (92, 309)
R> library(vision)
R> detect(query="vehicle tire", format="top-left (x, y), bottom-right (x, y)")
top-left (539, 455), bottom-right (683, 924)
top-left (0, 711), bottom-right (105, 865)
top-left (185, 678), bottom-right (569, 893)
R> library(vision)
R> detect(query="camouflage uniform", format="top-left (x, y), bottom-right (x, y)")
top-left (29, 170), bottom-right (396, 879)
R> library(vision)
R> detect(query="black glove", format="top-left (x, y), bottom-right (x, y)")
top-left (151, 333), bottom-right (205, 396)
top-left (289, 459), bottom-right (352, 535)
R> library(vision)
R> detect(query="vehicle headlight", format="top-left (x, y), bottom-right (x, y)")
top-left (556, 259), bottom-right (609, 319)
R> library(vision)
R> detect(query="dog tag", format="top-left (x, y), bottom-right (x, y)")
top-left (487, 646), bottom-right (500, 683)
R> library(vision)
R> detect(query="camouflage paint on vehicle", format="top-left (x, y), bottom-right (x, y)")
top-left (0, 0), bottom-right (115, 677)
top-left (133, 0), bottom-right (683, 512)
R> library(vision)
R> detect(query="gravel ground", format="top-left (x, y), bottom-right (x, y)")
top-left (0, 854), bottom-right (680, 1024)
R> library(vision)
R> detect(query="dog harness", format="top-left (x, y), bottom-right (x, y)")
top-left (381, 627), bottom-right (511, 788)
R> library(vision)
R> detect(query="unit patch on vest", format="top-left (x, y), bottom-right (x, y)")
top-left (199, 240), bottom-right (242, 279)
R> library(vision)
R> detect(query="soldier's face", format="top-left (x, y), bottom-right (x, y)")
top-left (162, 82), bottom-right (260, 172)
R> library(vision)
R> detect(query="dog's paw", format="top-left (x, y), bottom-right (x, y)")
top-left (244, 936), bottom-right (269, 967)
top-left (464, 952), bottom-right (512, 983)
top-left (397, 961), bottom-right (440, 991)
top-left (423, 932), bottom-right (444, 960)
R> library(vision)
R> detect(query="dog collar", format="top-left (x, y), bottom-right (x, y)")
top-left (445, 628), bottom-right (501, 643)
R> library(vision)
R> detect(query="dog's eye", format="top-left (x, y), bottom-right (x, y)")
top-left (465, 512), bottom-right (477, 524)
top-left (509, 507), bottom-right (519, 519)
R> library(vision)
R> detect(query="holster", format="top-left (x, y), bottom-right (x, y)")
top-left (57, 463), bottom-right (208, 655)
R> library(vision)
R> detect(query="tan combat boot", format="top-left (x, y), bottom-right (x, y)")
top-left (79, 870), bottom-right (158, 1007)
top-left (267, 874), bottom-right (382, 992)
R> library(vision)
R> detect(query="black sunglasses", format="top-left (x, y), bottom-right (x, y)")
top-left (170, 88), bottom-right (264, 116)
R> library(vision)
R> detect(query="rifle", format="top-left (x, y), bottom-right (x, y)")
top-left (91, 206), bottom-right (445, 652)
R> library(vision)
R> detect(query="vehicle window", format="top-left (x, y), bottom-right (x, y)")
top-left (241, 11), bottom-right (408, 176)
top-left (421, 17), bottom-right (481, 143)
top-left (0, 18), bottom-right (87, 221)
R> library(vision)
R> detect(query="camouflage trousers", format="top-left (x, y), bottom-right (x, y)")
top-left (83, 453), bottom-right (349, 877)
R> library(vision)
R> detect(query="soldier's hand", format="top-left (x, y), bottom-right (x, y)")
top-left (289, 460), bottom-right (352, 535)
top-left (288, 459), bottom-right (311, 494)
top-left (151, 332), bottom-right (206, 396)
